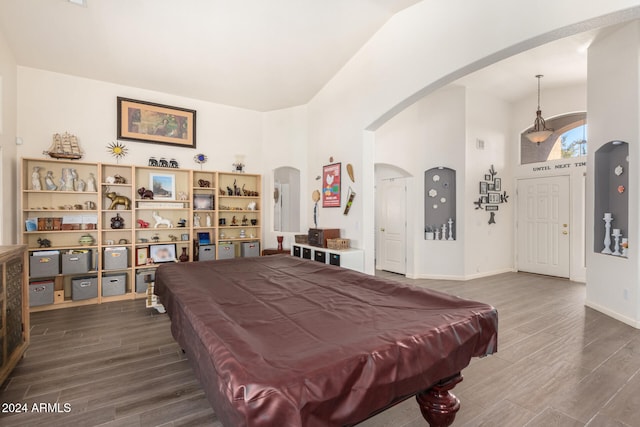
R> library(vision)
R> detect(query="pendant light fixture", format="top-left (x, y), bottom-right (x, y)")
top-left (526, 75), bottom-right (554, 144)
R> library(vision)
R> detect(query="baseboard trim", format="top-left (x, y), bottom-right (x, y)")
top-left (585, 300), bottom-right (640, 329)
top-left (410, 268), bottom-right (515, 281)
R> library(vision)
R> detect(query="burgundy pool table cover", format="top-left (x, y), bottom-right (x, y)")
top-left (154, 255), bottom-right (497, 426)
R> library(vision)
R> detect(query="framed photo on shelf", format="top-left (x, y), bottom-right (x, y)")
top-left (149, 173), bottom-right (175, 200)
top-left (149, 244), bottom-right (177, 263)
top-left (135, 247), bottom-right (149, 266)
top-left (322, 163), bottom-right (341, 208)
top-left (116, 97), bottom-right (196, 148)
top-left (193, 194), bottom-right (214, 210)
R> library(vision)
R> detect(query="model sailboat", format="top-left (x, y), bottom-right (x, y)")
top-left (45, 132), bottom-right (83, 160)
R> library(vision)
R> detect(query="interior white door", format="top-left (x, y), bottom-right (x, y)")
top-left (378, 178), bottom-right (406, 274)
top-left (517, 175), bottom-right (570, 278)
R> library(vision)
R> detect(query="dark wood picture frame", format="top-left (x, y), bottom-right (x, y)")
top-left (117, 97), bottom-right (196, 148)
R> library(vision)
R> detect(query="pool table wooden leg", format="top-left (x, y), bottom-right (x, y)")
top-left (415, 373), bottom-right (463, 427)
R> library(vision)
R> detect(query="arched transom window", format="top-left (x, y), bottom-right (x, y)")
top-left (520, 112), bottom-right (587, 165)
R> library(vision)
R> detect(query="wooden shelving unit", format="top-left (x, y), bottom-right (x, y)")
top-left (21, 158), bottom-right (262, 311)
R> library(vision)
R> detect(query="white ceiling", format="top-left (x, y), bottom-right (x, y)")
top-left (0, 0), bottom-right (607, 111)
top-left (0, 0), bottom-right (421, 111)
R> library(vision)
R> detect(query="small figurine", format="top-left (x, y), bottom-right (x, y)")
top-left (148, 157), bottom-right (158, 167)
top-left (37, 237), bottom-right (52, 248)
top-left (45, 171), bottom-right (57, 191)
top-left (231, 215), bottom-right (238, 226)
top-left (177, 191), bottom-right (188, 201)
top-left (86, 173), bottom-right (97, 192)
top-left (233, 179), bottom-right (241, 196)
top-left (206, 213), bottom-right (212, 227)
top-left (137, 218), bottom-right (150, 228)
top-left (168, 234), bottom-right (178, 242)
top-left (169, 159), bottom-right (179, 168)
top-left (76, 179), bottom-right (86, 192)
top-left (159, 158), bottom-right (169, 168)
top-left (137, 187), bottom-right (154, 199)
top-left (152, 211), bottom-right (173, 228)
top-left (177, 218), bottom-right (187, 228)
top-left (105, 192), bottom-right (131, 210)
top-left (61, 168), bottom-right (76, 191)
top-left (110, 213), bottom-right (125, 229)
top-left (241, 215), bottom-right (248, 226)
top-left (151, 234), bottom-right (160, 243)
top-left (32, 166), bottom-right (42, 190)
top-left (198, 179), bottom-right (210, 188)
top-left (193, 213), bottom-right (201, 227)
top-left (113, 174), bottom-right (126, 184)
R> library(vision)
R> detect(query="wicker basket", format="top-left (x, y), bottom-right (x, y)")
top-left (294, 234), bottom-right (308, 244)
top-left (327, 238), bottom-right (350, 250)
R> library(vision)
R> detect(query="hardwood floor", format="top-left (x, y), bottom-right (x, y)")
top-left (2, 271), bottom-right (639, 426)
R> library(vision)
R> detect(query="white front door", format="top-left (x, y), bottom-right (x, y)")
top-left (517, 175), bottom-right (570, 278)
top-left (378, 178), bottom-right (406, 274)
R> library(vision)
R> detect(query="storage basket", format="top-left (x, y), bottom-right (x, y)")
top-left (327, 238), bottom-right (350, 250)
top-left (294, 234), bottom-right (308, 244)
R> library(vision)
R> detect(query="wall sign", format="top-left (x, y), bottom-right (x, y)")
top-left (531, 161), bottom-right (586, 172)
top-left (322, 163), bottom-right (341, 207)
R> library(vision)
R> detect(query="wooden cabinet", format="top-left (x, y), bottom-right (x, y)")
top-left (0, 245), bottom-right (29, 384)
top-left (21, 158), bottom-right (262, 311)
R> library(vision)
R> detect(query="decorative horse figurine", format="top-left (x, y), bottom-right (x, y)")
top-left (152, 211), bottom-right (173, 228)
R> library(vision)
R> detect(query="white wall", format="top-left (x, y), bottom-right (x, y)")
top-left (374, 86), bottom-right (467, 278)
top-left (464, 88), bottom-right (513, 278)
top-left (0, 27), bottom-right (17, 244)
top-left (307, 0), bottom-right (640, 274)
top-left (16, 67), bottom-right (263, 172)
top-left (586, 22), bottom-right (640, 327)
top-left (262, 106), bottom-right (308, 250)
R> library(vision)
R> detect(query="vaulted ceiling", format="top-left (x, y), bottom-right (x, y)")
top-left (0, 0), bottom-right (598, 112)
top-left (0, 0), bottom-right (420, 111)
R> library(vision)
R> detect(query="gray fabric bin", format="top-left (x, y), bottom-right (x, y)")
top-left (62, 251), bottom-right (91, 274)
top-left (102, 274), bottom-right (126, 297)
top-left (72, 276), bottom-right (98, 300)
top-left (30, 252), bottom-right (60, 278)
top-left (103, 247), bottom-right (128, 270)
top-left (199, 244), bottom-right (216, 261)
top-left (241, 242), bottom-right (260, 258)
top-left (29, 281), bottom-right (54, 306)
top-left (217, 242), bottom-right (235, 260)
